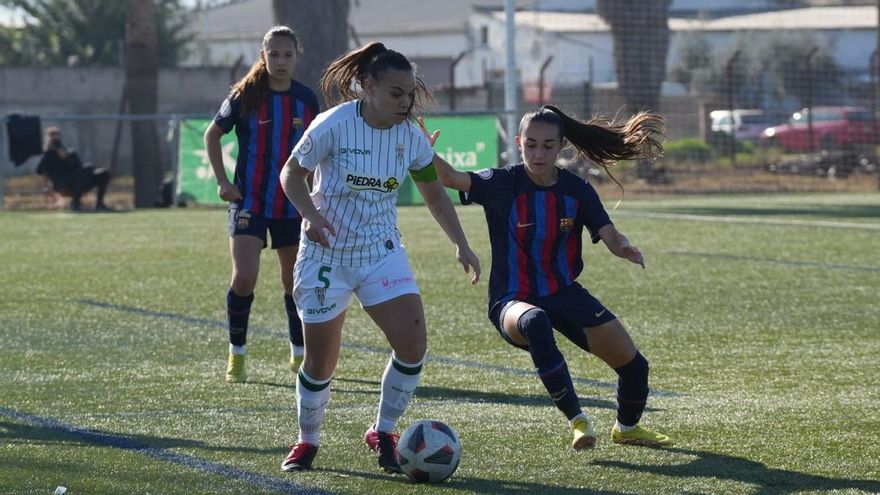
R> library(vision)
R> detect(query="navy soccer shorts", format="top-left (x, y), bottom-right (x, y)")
top-left (490, 283), bottom-right (617, 352)
top-left (227, 204), bottom-right (301, 249)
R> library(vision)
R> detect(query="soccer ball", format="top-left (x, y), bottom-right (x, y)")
top-left (397, 419), bottom-right (461, 483)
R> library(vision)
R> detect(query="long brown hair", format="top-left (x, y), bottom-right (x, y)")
top-left (230, 26), bottom-right (302, 116)
top-left (521, 105), bottom-right (665, 192)
top-left (320, 42), bottom-right (430, 116)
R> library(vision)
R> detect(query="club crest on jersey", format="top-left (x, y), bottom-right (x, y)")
top-left (314, 287), bottom-right (326, 306)
top-left (396, 144), bottom-right (404, 166)
top-left (559, 217), bottom-right (574, 231)
top-left (345, 174), bottom-right (400, 193)
top-left (292, 117), bottom-right (303, 129)
top-left (236, 209), bottom-right (251, 229)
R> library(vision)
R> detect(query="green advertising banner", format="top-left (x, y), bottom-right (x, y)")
top-left (398, 114), bottom-right (498, 206)
top-left (177, 119), bottom-right (237, 206)
top-left (177, 115), bottom-right (497, 207)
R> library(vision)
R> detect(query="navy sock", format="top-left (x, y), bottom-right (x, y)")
top-left (519, 308), bottom-right (582, 420)
top-left (614, 352), bottom-right (650, 426)
top-left (227, 289), bottom-right (254, 347)
top-left (284, 293), bottom-right (304, 347)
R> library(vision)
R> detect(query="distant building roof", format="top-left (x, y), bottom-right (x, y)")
top-left (504, 6), bottom-right (876, 34)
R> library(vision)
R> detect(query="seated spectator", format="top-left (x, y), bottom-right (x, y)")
top-left (36, 127), bottom-right (112, 211)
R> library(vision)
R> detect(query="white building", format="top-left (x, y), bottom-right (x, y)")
top-left (183, 1), bottom-right (877, 93)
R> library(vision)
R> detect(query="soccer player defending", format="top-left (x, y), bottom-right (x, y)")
top-left (204, 27), bottom-right (319, 383)
top-left (427, 105), bottom-right (672, 450)
top-left (277, 42), bottom-right (480, 473)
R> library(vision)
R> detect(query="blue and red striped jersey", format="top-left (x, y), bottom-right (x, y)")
top-left (213, 80), bottom-right (319, 218)
top-left (460, 164), bottom-right (612, 309)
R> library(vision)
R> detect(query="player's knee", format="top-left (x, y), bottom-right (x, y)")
top-left (231, 273), bottom-right (257, 294)
top-left (518, 308), bottom-right (553, 344)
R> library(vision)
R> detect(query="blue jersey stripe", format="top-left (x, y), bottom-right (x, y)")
top-left (266, 95), bottom-right (283, 215)
top-left (532, 191), bottom-right (548, 297)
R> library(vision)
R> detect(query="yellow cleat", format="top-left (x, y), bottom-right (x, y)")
top-left (290, 355), bottom-right (304, 373)
top-left (571, 416), bottom-right (597, 450)
top-left (611, 424), bottom-right (672, 446)
top-left (225, 353), bottom-right (247, 383)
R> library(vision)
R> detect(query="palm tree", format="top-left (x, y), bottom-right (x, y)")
top-left (272, 0), bottom-right (350, 107)
top-left (597, 0), bottom-right (672, 113)
top-left (125, 0), bottom-right (161, 207)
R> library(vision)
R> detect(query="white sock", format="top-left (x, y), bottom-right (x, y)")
top-left (229, 344), bottom-right (246, 356)
top-left (291, 344), bottom-right (304, 359)
top-left (615, 420), bottom-right (636, 433)
top-left (376, 352), bottom-right (424, 432)
top-left (297, 369), bottom-right (332, 445)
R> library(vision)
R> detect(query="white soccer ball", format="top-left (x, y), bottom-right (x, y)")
top-left (397, 419), bottom-right (462, 483)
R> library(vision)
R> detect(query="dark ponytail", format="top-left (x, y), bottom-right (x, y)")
top-left (521, 105), bottom-right (665, 192)
top-left (320, 42), bottom-right (431, 114)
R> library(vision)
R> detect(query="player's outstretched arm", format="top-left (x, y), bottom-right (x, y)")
top-left (416, 178), bottom-right (481, 284)
top-left (415, 117), bottom-right (472, 192)
top-left (598, 224), bottom-right (645, 269)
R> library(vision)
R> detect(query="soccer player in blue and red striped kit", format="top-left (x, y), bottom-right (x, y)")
top-left (428, 105), bottom-right (673, 449)
top-left (204, 26), bottom-right (319, 383)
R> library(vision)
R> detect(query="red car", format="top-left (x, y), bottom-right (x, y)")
top-left (760, 106), bottom-right (878, 152)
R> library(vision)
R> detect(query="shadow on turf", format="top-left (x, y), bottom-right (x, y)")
top-left (592, 446), bottom-right (880, 494)
top-left (0, 419), bottom-right (278, 455)
top-left (319, 467), bottom-right (628, 494)
top-left (330, 378), bottom-right (663, 413)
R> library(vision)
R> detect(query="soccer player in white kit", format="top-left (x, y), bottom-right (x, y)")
top-left (278, 42), bottom-right (481, 474)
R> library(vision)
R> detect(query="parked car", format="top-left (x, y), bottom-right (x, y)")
top-left (710, 109), bottom-right (771, 141)
top-left (760, 106), bottom-right (878, 152)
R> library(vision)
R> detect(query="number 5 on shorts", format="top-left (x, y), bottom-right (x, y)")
top-left (318, 266), bottom-right (331, 289)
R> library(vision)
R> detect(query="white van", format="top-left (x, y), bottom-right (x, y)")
top-left (710, 109), bottom-right (770, 141)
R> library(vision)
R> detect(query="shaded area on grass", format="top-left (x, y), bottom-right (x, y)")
top-left (593, 446), bottom-right (880, 495)
top-left (0, 408), bottom-right (329, 495)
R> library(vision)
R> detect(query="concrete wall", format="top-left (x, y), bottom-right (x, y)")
top-left (1, 67), bottom-right (233, 177)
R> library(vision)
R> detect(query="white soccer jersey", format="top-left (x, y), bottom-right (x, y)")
top-left (292, 100), bottom-right (435, 266)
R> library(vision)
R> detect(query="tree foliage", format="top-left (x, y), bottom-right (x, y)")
top-left (0, 0), bottom-right (191, 67)
top-left (669, 32), bottom-right (843, 109)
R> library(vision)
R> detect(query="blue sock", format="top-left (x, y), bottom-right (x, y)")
top-left (519, 308), bottom-right (582, 420)
top-left (227, 289), bottom-right (253, 347)
top-left (614, 352), bottom-right (649, 427)
top-left (284, 293), bottom-right (303, 347)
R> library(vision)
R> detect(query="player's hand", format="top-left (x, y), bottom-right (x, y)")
top-left (302, 212), bottom-right (336, 248)
top-left (416, 116), bottom-right (440, 147)
top-left (456, 244), bottom-right (481, 285)
top-left (218, 180), bottom-right (243, 202)
top-left (620, 243), bottom-right (645, 269)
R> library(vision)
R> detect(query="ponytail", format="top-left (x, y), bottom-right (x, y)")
top-left (522, 105), bottom-right (665, 193)
top-left (320, 42), bottom-right (431, 114)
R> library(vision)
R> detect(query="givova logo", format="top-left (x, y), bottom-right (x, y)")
top-left (346, 174), bottom-right (399, 193)
top-left (339, 147), bottom-right (371, 156)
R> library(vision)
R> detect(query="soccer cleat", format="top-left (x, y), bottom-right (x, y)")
top-left (363, 424), bottom-right (403, 474)
top-left (571, 416), bottom-right (597, 450)
top-left (290, 355), bottom-right (304, 373)
top-left (281, 442), bottom-right (318, 471)
top-left (225, 353), bottom-right (247, 383)
top-left (611, 424), bottom-right (673, 446)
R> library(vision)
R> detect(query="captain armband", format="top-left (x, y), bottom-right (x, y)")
top-left (409, 163), bottom-right (438, 183)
